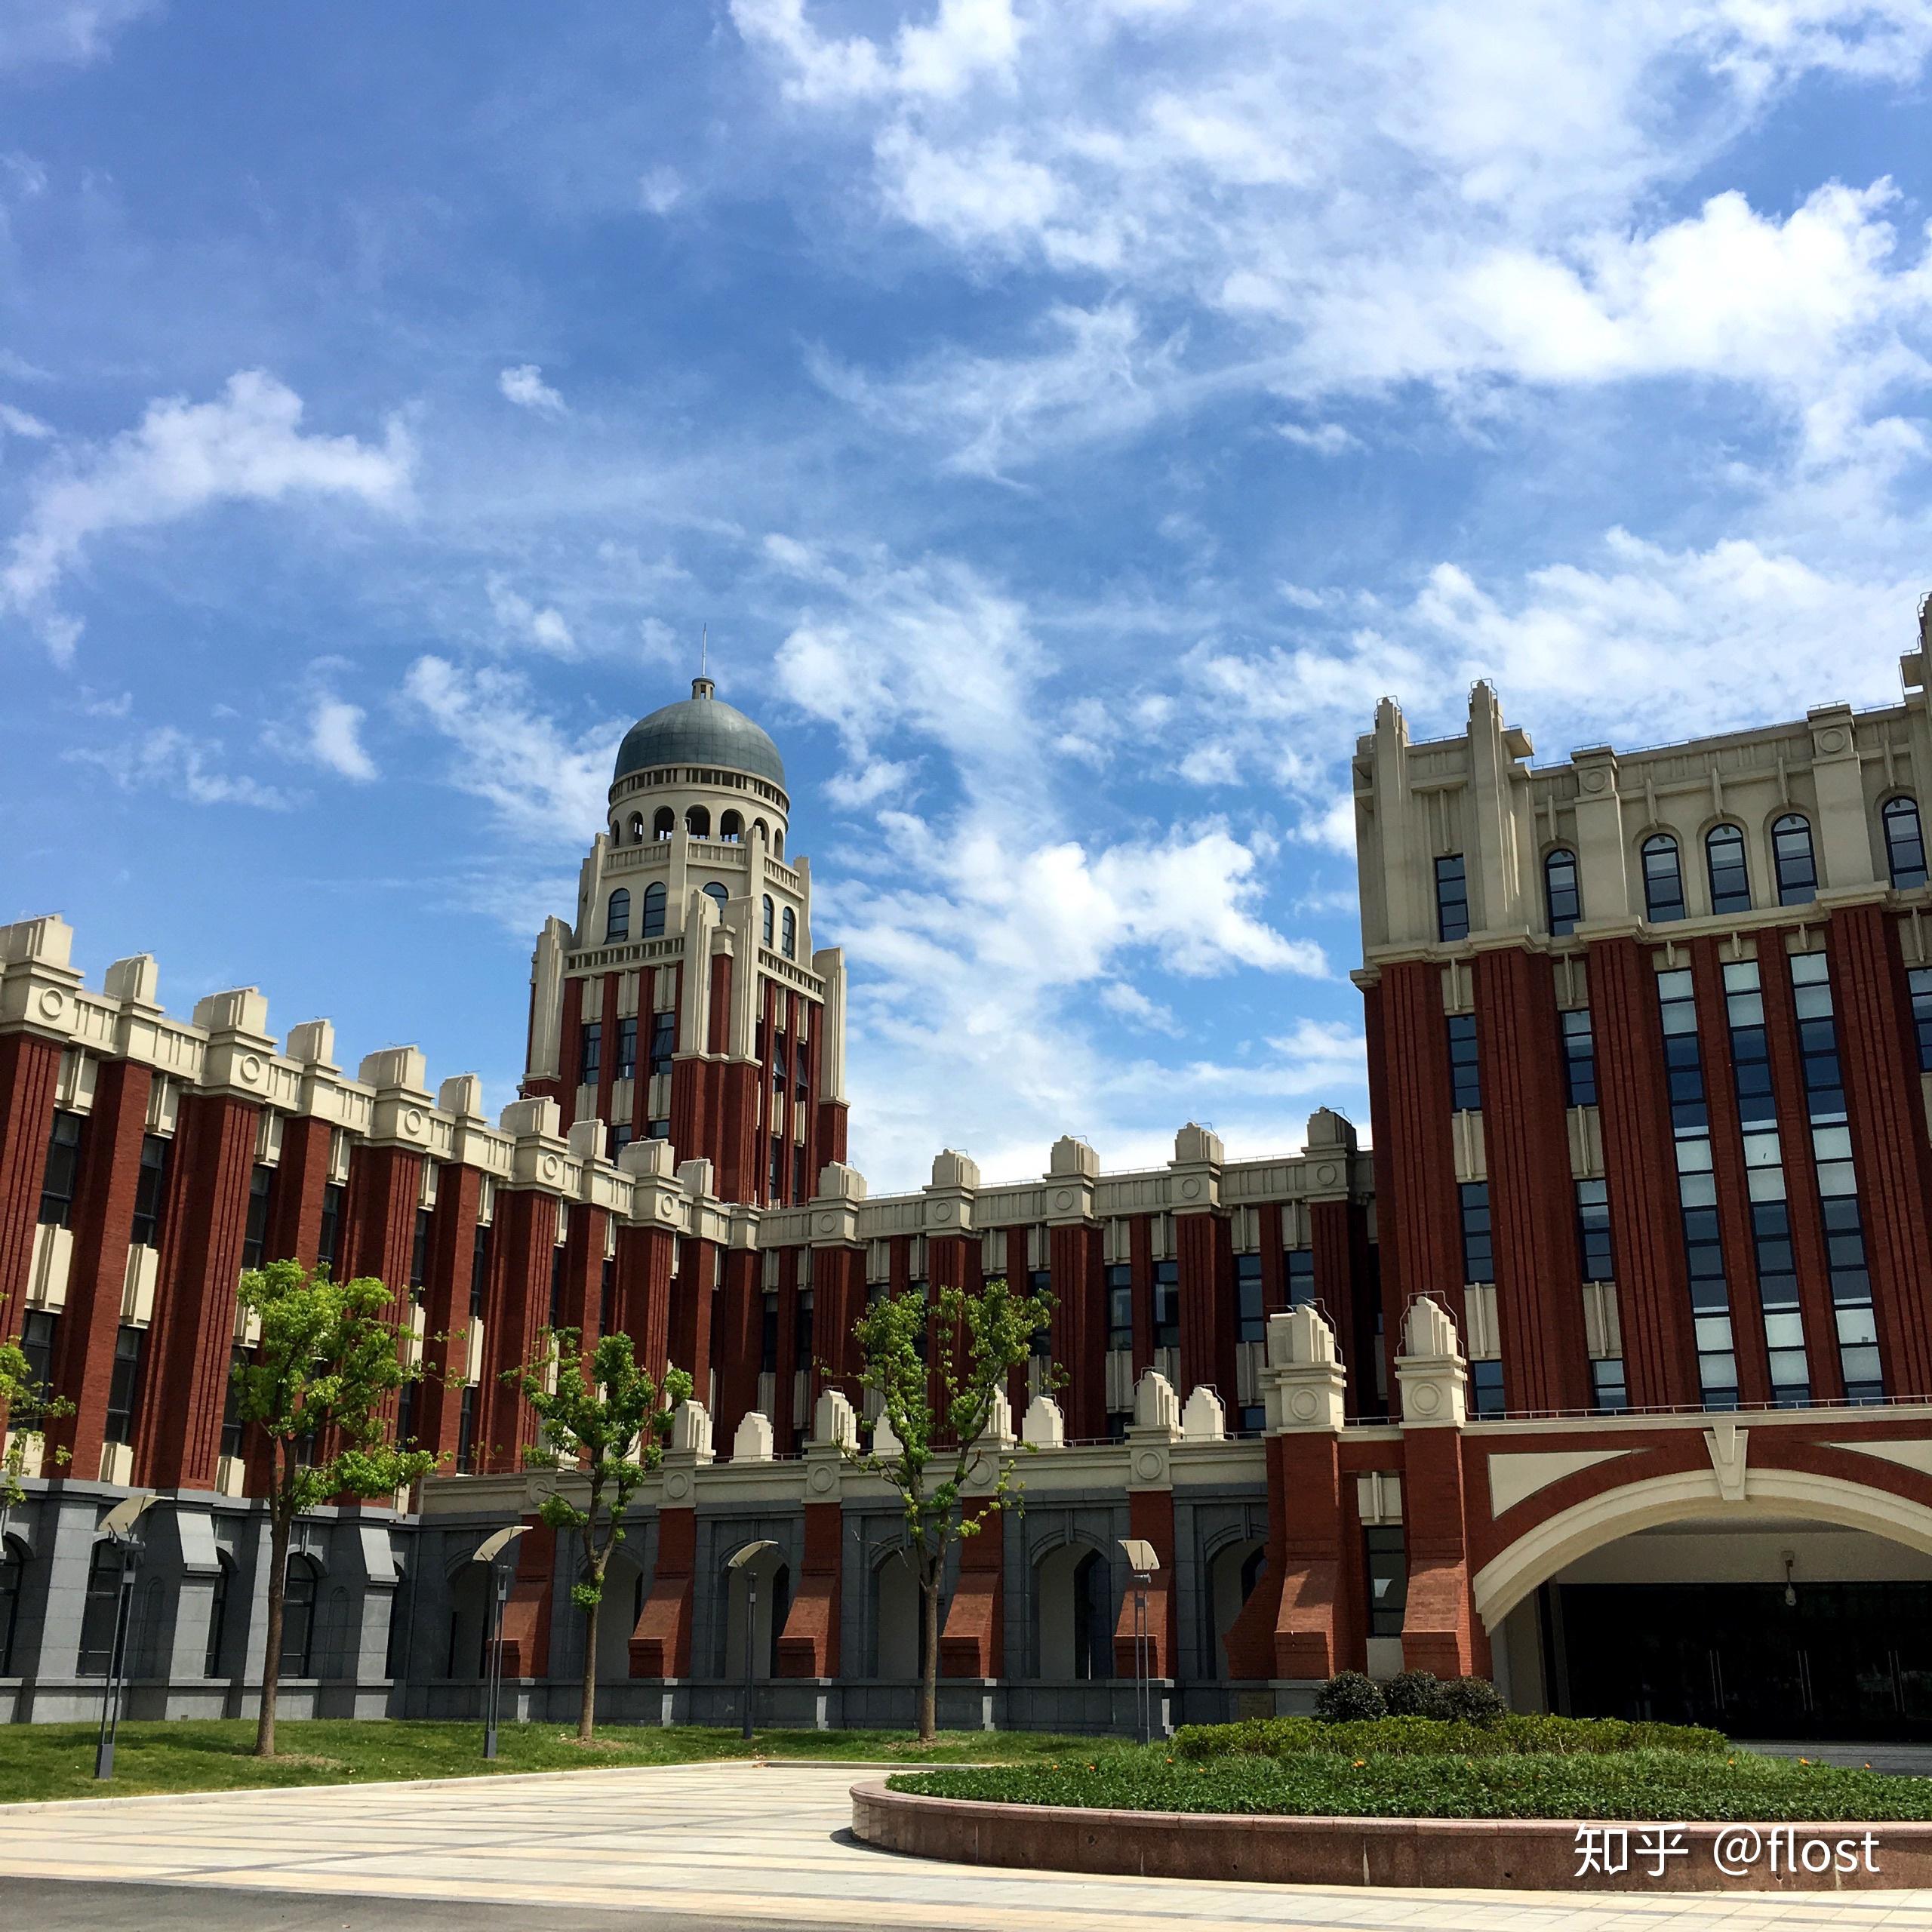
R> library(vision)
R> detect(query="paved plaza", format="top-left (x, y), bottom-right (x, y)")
top-left (5, 1762), bottom-right (1932, 1931)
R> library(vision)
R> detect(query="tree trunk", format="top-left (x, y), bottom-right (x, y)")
top-left (578, 1583), bottom-right (598, 1743)
top-left (255, 1470), bottom-right (291, 1758)
top-left (918, 1560), bottom-right (941, 1745)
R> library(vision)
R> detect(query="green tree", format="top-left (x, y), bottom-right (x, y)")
top-left (507, 1328), bottom-right (689, 1743)
top-left (0, 1300), bottom-right (72, 1510)
top-left (232, 1260), bottom-right (441, 1757)
top-left (845, 1275), bottom-right (1055, 1744)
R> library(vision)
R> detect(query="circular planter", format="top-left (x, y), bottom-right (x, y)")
top-left (850, 1781), bottom-right (1932, 1891)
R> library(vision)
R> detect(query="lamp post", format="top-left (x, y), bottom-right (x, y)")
top-left (727, 1540), bottom-right (779, 1743)
top-left (472, 1524), bottom-right (529, 1761)
top-left (1118, 1538), bottom-right (1160, 1749)
top-left (94, 1493), bottom-right (156, 1782)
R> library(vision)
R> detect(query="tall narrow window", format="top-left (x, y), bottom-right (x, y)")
top-left (653, 806), bottom-right (675, 838)
top-left (38, 1111), bottom-right (83, 1227)
top-left (1364, 1527), bottom-right (1407, 1637)
top-left (1434, 854), bottom-right (1469, 941)
top-left (1458, 1182), bottom-right (1493, 1284)
top-left (685, 805), bottom-right (710, 838)
top-left (1105, 1265), bottom-right (1133, 1353)
top-left (760, 1291), bottom-right (779, 1373)
top-left (628, 811), bottom-right (645, 844)
top-left (1772, 814), bottom-right (1817, 905)
top-left (1641, 835), bottom-right (1686, 922)
top-left (1285, 1248), bottom-right (1316, 1306)
top-left (605, 888), bottom-right (631, 944)
top-left (408, 1205), bottom-right (432, 1294)
top-left (1705, 823), bottom-right (1752, 914)
top-left (1559, 1008), bottom-right (1597, 1107)
top-left (761, 895), bottom-right (775, 946)
top-left (615, 1015), bottom-right (637, 1081)
top-left (580, 1020), bottom-right (601, 1083)
top-left (1152, 1260), bottom-right (1180, 1349)
top-left (19, 1309), bottom-right (56, 1398)
top-left (1235, 1253), bottom-right (1264, 1344)
top-left (703, 881), bottom-right (728, 915)
top-left (77, 1543), bottom-right (125, 1677)
top-left (317, 1181), bottom-right (345, 1277)
top-left (220, 1346), bottom-right (247, 1461)
top-left (103, 1326), bottom-right (146, 1447)
top-left (280, 1557), bottom-right (318, 1677)
top-left (1543, 848), bottom-right (1581, 936)
top-left (1446, 1013), bottom-right (1481, 1112)
top-left (456, 1386), bottom-right (477, 1473)
top-left (1911, 966), bottom-right (1932, 1072)
top-left (471, 1222), bottom-right (491, 1319)
top-left (1884, 795), bottom-right (1927, 890)
top-left (641, 882), bottom-right (666, 938)
top-left (649, 1008), bottom-right (676, 1075)
top-left (204, 1555), bottom-right (232, 1678)
top-left (1574, 1179), bottom-right (1613, 1281)
top-left (241, 1164), bottom-right (275, 1271)
top-left (129, 1134), bottom-right (170, 1249)
top-left (781, 907), bottom-right (797, 960)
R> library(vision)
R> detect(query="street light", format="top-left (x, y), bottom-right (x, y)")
top-left (727, 1540), bottom-right (780, 1743)
top-left (472, 1524), bottom-right (529, 1761)
top-left (1118, 1538), bottom-right (1160, 1749)
top-left (94, 1493), bottom-right (156, 1781)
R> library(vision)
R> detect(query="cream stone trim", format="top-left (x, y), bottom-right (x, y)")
top-left (1830, 1438), bottom-right (1932, 1478)
top-left (1486, 1447), bottom-right (1629, 1518)
top-left (1472, 1466), bottom-right (1932, 1629)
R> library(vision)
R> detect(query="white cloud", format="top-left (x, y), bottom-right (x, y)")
top-left (401, 655), bottom-right (618, 844)
top-left (0, 0), bottom-right (157, 71)
top-left (1275, 421), bottom-right (1357, 455)
top-left (309, 696), bottom-right (377, 783)
top-left (485, 573), bottom-right (576, 655)
top-left (498, 363), bottom-right (568, 416)
top-left (0, 401), bottom-right (51, 439)
top-left (2, 370), bottom-right (413, 663)
top-left (731, 0), bottom-right (1023, 104)
top-left (638, 166), bottom-right (686, 215)
top-left (69, 725), bottom-right (299, 811)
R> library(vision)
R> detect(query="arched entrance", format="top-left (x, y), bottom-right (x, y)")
top-left (721, 1544), bottom-right (789, 1681)
top-left (1478, 1468), bottom-right (1932, 1740)
top-left (873, 1549), bottom-right (923, 1681)
top-left (1208, 1538), bottom-right (1265, 1680)
top-left (1035, 1542), bottom-right (1112, 1681)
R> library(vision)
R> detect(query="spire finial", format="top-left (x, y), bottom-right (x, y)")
top-left (693, 624), bottom-right (715, 701)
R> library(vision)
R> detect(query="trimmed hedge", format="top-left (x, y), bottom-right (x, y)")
top-left (1171, 1713), bottom-right (1730, 1760)
top-left (891, 1749), bottom-right (1932, 1823)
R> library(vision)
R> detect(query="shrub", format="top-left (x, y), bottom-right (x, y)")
top-left (1436, 1675), bottom-right (1508, 1726)
top-left (1312, 1672), bottom-right (1386, 1722)
top-left (1168, 1711), bottom-right (1729, 1761)
top-left (1383, 1671), bottom-right (1445, 1719)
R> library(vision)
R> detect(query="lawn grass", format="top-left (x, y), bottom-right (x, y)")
top-left (0, 1719), bottom-right (1117, 1804)
top-left (895, 1746), bottom-right (1932, 1823)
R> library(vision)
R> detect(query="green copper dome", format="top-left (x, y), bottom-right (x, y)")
top-left (612, 678), bottom-right (786, 789)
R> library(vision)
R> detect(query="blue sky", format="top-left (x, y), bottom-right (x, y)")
top-left (3, 1), bottom-right (1930, 1190)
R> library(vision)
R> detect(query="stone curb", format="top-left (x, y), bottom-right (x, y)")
top-left (850, 1779), bottom-right (1932, 1893)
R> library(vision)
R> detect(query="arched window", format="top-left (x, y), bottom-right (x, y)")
top-left (752, 818), bottom-right (769, 843)
top-left (1543, 848), bottom-right (1580, 936)
top-left (761, 895), bottom-right (775, 946)
top-left (281, 1555), bottom-right (319, 1677)
top-left (1641, 834), bottom-right (1685, 922)
top-left (77, 1542), bottom-right (125, 1677)
top-left (720, 810), bottom-right (743, 841)
top-left (628, 812), bottom-right (645, 844)
top-left (1705, 823), bottom-right (1751, 915)
top-left (1884, 795), bottom-right (1927, 890)
top-left (1772, 814), bottom-right (1817, 905)
top-left (780, 907), bottom-right (797, 960)
top-left (772, 828), bottom-right (784, 859)
top-left (686, 805), bottom-right (710, 838)
top-left (0, 1537), bottom-right (23, 1675)
top-left (641, 881), bottom-right (666, 940)
top-left (652, 807), bottom-right (675, 840)
top-left (204, 1552), bottom-right (233, 1678)
top-left (604, 888), bottom-right (630, 944)
top-left (703, 882), bottom-right (728, 915)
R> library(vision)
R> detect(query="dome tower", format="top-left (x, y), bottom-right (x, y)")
top-left (520, 676), bottom-right (849, 1209)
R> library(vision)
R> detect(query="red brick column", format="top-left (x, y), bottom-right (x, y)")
top-left (1688, 940), bottom-right (1771, 1407)
top-left (817, 1097), bottom-right (849, 1168)
top-left (1828, 905), bottom-right (1932, 1397)
top-left (1128, 1214), bottom-right (1154, 1380)
top-left (941, 1498), bottom-right (1004, 1678)
top-left (629, 1503), bottom-right (695, 1677)
top-left (713, 1244), bottom-right (760, 1447)
top-left (1112, 1487), bottom-right (1175, 1678)
top-left (0, 1033), bottom-right (60, 1342)
top-left (1176, 1211), bottom-right (1235, 1403)
top-left (1398, 1426), bottom-right (1488, 1679)
top-left (1048, 1223), bottom-right (1104, 1439)
top-left (1586, 937), bottom-right (1698, 1409)
top-left (139, 1092), bottom-right (258, 1492)
top-left (47, 1058), bottom-right (152, 1477)
top-left (497, 1518), bottom-right (555, 1679)
top-left (346, 1145), bottom-right (422, 1293)
top-left (774, 1247), bottom-right (801, 1449)
top-left (1371, 961), bottom-right (1464, 1331)
top-left (1475, 948), bottom-right (1591, 1412)
top-left (478, 1189), bottom-right (558, 1472)
top-left (811, 1241), bottom-right (863, 1400)
top-left (556, 977), bottom-right (584, 1133)
top-left (555, 1202), bottom-right (605, 1346)
top-left (266, 1115), bottom-right (332, 1270)
top-left (594, 971), bottom-right (619, 1155)
top-left (614, 1223), bottom-right (675, 1377)
top-left (1224, 1430), bottom-right (1361, 1680)
top-left (1310, 1199), bottom-right (1382, 1419)
top-left (669, 1237), bottom-right (719, 1404)
top-left (777, 1494), bottom-right (841, 1678)
top-left (414, 1163), bottom-right (481, 1466)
